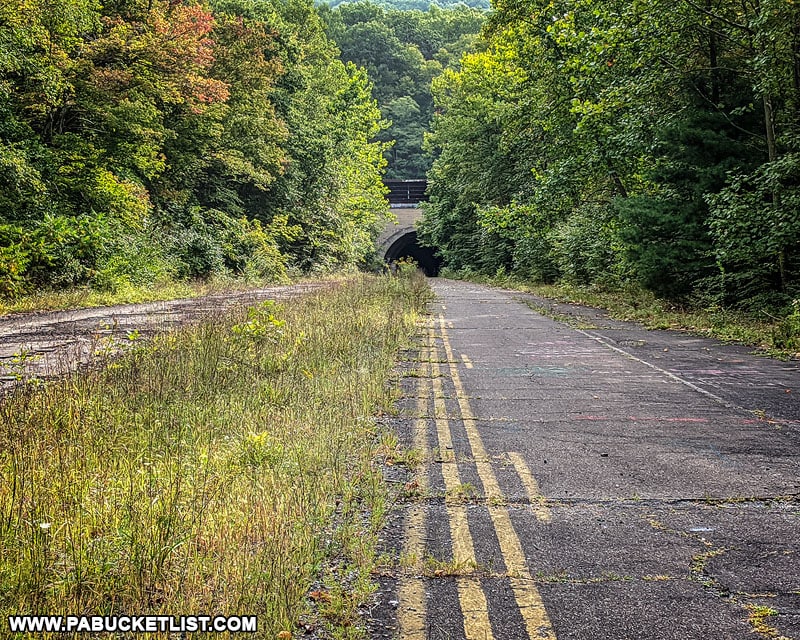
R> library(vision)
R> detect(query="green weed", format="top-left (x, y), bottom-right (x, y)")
top-left (0, 273), bottom-right (428, 638)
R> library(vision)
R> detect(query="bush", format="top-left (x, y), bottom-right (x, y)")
top-left (0, 232), bottom-right (29, 298)
top-left (217, 215), bottom-right (288, 282)
top-left (167, 208), bottom-right (289, 282)
top-left (511, 233), bottom-right (559, 283)
top-left (549, 203), bottom-right (620, 287)
top-left (92, 228), bottom-right (177, 292)
top-left (772, 301), bottom-right (800, 350)
top-left (0, 215), bottom-right (119, 297)
top-left (25, 214), bottom-right (114, 288)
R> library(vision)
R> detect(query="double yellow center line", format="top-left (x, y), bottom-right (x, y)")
top-left (397, 316), bottom-right (556, 639)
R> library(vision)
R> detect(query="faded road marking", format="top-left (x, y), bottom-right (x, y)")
top-left (507, 452), bottom-right (552, 523)
top-left (439, 315), bottom-right (557, 640)
top-left (397, 505), bottom-right (428, 639)
top-left (576, 329), bottom-right (742, 412)
top-left (430, 329), bottom-right (495, 640)
top-left (461, 353), bottom-right (474, 369)
top-left (397, 322), bottom-right (433, 639)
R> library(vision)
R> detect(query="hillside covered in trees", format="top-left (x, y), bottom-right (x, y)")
top-left (323, 1), bottom-right (485, 178)
top-left (325, 0), bottom-right (490, 13)
top-left (421, 0), bottom-right (800, 311)
top-left (0, 0), bottom-right (388, 297)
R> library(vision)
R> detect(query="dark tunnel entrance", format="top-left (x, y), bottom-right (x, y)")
top-left (385, 231), bottom-right (442, 276)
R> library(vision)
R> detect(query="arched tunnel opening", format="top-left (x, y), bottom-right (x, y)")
top-left (384, 231), bottom-right (442, 276)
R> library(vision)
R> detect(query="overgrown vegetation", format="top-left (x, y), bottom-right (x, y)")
top-left (0, 0), bottom-right (389, 298)
top-left (0, 273), bottom-right (430, 638)
top-left (420, 0), bottom-right (800, 331)
top-left (325, 0), bottom-right (489, 15)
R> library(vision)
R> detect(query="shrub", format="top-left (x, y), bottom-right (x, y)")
top-left (772, 300), bottom-right (800, 350)
top-left (0, 231), bottom-right (29, 298)
top-left (549, 203), bottom-right (620, 287)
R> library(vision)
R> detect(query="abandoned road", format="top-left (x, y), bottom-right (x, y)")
top-left (0, 282), bottom-right (330, 390)
top-left (375, 278), bottom-right (800, 640)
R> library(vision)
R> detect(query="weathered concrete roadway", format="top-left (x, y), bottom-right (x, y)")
top-left (375, 279), bottom-right (800, 640)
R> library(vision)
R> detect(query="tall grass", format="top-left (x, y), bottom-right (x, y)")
top-left (0, 273), bottom-right (430, 638)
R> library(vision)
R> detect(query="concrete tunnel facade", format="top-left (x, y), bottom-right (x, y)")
top-left (377, 180), bottom-right (442, 276)
top-left (376, 205), bottom-right (442, 276)
top-left (384, 230), bottom-right (441, 276)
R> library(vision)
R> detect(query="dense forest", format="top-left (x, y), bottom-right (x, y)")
top-left (421, 0), bottom-right (800, 310)
top-left (3, 0), bottom-right (798, 313)
top-left (323, 2), bottom-right (485, 178)
top-left (0, 0), bottom-right (389, 297)
top-left (325, 0), bottom-right (490, 13)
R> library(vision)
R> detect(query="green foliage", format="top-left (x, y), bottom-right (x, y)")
top-left (0, 235), bottom-right (28, 298)
top-left (0, 0), bottom-right (388, 298)
top-left (324, 1), bottom-right (485, 179)
top-left (772, 301), bottom-right (800, 350)
top-left (420, 0), bottom-right (800, 311)
top-left (327, 0), bottom-right (490, 11)
top-left (0, 275), bottom-right (427, 636)
top-left (709, 153), bottom-right (800, 303)
top-left (549, 203), bottom-right (620, 287)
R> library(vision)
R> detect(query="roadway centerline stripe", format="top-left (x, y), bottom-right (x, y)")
top-left (507, 452), bottom-right (552, 524)
top-left (430, 329), bottom-right (495, 640)
top-left (430, 325), bottom-right (458, 472)
top-left (413, 325), bottom-right (433, 492)
top-left (397, 506), bottom-right (427, 639)
top-left (397, 323), bottom-right (433, 639)
top-left (438, 314), bottom-right (557, 640)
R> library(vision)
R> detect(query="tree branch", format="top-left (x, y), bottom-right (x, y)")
top-left (682, 0), bottom-right (754, 35)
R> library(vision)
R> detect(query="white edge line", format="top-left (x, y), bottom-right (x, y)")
top-left (574, 329), bottom-right (745, 413)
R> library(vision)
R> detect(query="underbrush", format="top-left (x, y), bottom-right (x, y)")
top-left (0, 272), bottom-right (431, 638)
top-left (445, 268), bottom-right (799, 358)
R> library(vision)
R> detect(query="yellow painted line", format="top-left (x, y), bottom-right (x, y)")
top-left (458, 576), bottom-right (494, 640)
top-left (430, 328), bottom-right (458, 474)
top-left (438, 315), bottom-right (557, 640)
top-left (412, 332), bottom-right (432, 493)
top-left (461, 353), bottom-right (474, 369)
top-left (429, 328), bottom-right (495, 640)
top-left (397, 325), bottom-right (432, 639)
top-left (509, 576), bottom-right (555, 639)
top-left (397, 506), bottom-right (428, 639)
top-left (507, 452), bottom-right (552, 524)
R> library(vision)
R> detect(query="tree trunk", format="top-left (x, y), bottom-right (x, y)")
top-left (763, 94), bottom-right (788, 291)
top-left (708, 0), bottom-right (720, 104)
top-left (763, 94), bottom-right (777, 163)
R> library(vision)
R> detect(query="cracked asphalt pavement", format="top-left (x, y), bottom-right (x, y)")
top-left (372, 278), bottom-right (800, 640)
top-left (0, 282), bottom-right (330, 390)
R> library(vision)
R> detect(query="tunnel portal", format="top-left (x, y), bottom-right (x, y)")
top-left (385, 231), bottom-right (441, 276)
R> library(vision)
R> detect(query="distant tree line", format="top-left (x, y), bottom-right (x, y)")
top-left (0, 0), bottom-right (388, 297)
top-left (421, 0), bottom-right (800, 310)
top-left (326, 0), bottom-right (490, 13)
top-left (322, 1), bottom-right (485, 179)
